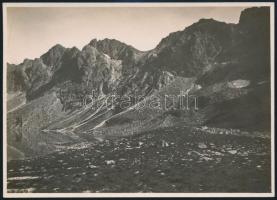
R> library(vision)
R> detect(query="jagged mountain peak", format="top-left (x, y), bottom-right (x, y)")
top-left (89, 38), bottom-right (140, 51)
top-left (22, 58), bottom-right (33, 64)
top-left (198, 18), bottom-right (217, 23)
top-left (195, 18), bottom-right (233, 25)
top-left (42, 43), bottom-right (66, 56)
top-left (88, 38), bottom-right (144, 63)
top-left (67, 46), bottom-right (81, 55)
top-left (40, 43), bottom-right (67, 67)
top-left (238, 6), bottom-right (270, 35)
top-left (155, 17), bottom-right (233, 53)
top-left (70, 46), bottom-right (80, 52)
top-left (239, 6), bottom-right (270, 24)
top-left (51, 43), bottom-right (66, 50)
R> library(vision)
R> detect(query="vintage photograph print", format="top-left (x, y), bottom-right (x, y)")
top-left (2, 2), bottom-right (275, 198)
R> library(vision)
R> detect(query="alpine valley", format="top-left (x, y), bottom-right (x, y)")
top-left (6, 7), bottom-right (272, 193)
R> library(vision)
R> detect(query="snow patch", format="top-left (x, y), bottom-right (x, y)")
top-left (228, 79), bottom-right (250, 88)
top-left (8, 176), bottom-right (40, 181)
top-left (103, 53), bottom-right (110, 59)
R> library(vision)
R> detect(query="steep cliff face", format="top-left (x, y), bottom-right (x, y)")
top-left (197, 7), bottom-right (270, 86)
top-left (40, 44), bottom-right (67, 70)
top-left (89, 38), bottom-right (143, 63)
top-left (7, 63), bottom-right (23, 92)
top-left (143, 19), bottom-right (234, 77)
top-left (88, 38), bottom-right (147, 80)
top-left (8, 43), bottom-right (125, 103)
top-left (194, 7), bottom-right (271, 131)
top-left (8, 58), bottom-right (53, 96)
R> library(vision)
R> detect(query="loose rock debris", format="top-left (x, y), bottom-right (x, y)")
top-left (7, 126), bottom-right (271, 193)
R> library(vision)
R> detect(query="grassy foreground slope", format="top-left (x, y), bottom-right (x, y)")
top-left (7, 126), bottom-right (270, 193)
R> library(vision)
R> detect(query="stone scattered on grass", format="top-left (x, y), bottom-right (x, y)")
top-left (228, 150), bottom-right (237, 155)
top-left (105, 160), bottom-right (115, 165)
top-left (201, 156), bottom-right (213, 161)
top-left (198, 143), bottom-right (207, 149)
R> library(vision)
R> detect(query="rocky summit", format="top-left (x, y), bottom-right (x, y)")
top-left (6, 7), bottom-right (271, 193)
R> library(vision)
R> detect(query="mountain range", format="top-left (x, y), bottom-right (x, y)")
top-left (6, 6), bottom-right (271, 160)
